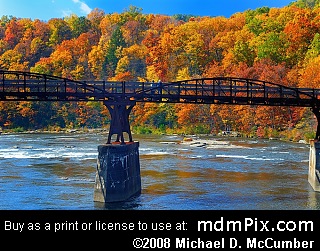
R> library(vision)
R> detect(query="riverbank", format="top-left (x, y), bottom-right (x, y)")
top-left (0, 127), bottom-right (310, 146)
top-left (0, 127), bottom-right (109, 135)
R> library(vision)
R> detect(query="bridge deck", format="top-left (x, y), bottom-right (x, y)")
top-left (1, 71), bottom-right (320, 108)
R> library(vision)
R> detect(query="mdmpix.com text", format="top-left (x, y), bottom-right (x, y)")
top-left (198, 217), bottom-right (313, 232)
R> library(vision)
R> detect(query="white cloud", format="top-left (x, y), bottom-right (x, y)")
top-left (72, 0), bottom-right (92, 14)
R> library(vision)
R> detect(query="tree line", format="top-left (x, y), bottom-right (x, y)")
top-left (0, 0), bottom-right (319, 141)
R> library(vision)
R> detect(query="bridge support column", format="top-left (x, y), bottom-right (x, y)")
top-left (311, 106), bottom-right (320, 141)
top-left (94, 101), bottom-right (141, 203)
top-left (308, 139), bottom-right (320, 191)
top-left (105, 102), bottom-right (134, 144)
top-left (94, 142), bottom-right (141, 203)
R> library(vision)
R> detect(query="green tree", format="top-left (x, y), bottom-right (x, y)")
top-left (233, 40), bottom-right (256, 66)
top-left (256, 31), bottom-right (287, 63)
top-left (292, 0), bottom-right (320, 8)
top-left (104, 26), bottom-right (126, 77)
top-left (305, 33), bottom-right (320, 61)
top-left (48, 18), bottom-right (72, 46)
top-left (65, 14), bottom-right (92, 38)
top-left (245, 7), bottom-right (270, 36)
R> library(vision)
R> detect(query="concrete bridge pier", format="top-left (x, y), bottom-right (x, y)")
top-left (308, 139), bottom-right (320, 191)
top-left (94, 142), bottom-right (141, 203)
top-left (93, 101), bottom-right (141, 203)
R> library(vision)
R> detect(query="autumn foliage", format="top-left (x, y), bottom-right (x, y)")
top-left (0, 2), bottom-right (319, 141)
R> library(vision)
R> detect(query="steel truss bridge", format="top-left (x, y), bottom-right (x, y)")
top-left (1, 70), bottom-right (320, 143)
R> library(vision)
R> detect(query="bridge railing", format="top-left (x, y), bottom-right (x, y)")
top-left (97, 77), bottom-right (320, 107)
top-left (0, 71), bottom-right (109, 101)
top-left (152, 78), bottom-right (320, 107)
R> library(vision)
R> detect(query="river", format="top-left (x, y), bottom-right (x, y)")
top-left (0, 132), bottom-right (319, 210)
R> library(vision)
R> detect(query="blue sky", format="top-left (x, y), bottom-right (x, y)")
top-left (0, 0), bottom-right (294, 21)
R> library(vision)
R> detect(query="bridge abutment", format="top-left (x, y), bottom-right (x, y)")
top-left (93, 142), bottom-right (141, 203)
top-left (308, 139), bottom-right (320, 191)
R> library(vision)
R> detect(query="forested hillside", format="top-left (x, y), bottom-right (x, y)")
top-left (1, 0), bottom-right (320, 141)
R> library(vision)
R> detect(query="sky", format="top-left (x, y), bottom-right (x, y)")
top-left (0, 0), bottom-right (295, 21)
